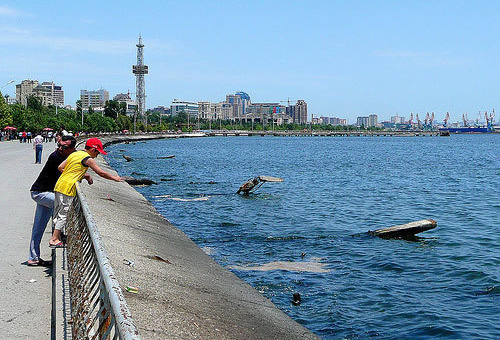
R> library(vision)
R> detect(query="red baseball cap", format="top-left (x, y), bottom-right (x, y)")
top-left (85, 138), bottom-right (107, 155)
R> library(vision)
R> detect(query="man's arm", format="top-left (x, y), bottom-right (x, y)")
top-left (58, 159), bottom-right (68, 173)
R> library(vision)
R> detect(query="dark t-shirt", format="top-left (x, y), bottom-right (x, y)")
top-left (30, 149), bottom-right (66, 192)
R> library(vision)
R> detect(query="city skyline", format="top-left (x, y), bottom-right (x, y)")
top-left (1, 1), bottom-right (500, 123)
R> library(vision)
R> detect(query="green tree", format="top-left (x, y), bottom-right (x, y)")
top-left (104, 100), bottom-right (125, 119)
top-left (0, 93), bottom-right (12, 128)
top-left (26, 95), bottom-right (43, 112)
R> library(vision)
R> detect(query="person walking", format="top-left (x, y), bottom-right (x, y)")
top-left (33, 133), bottom-right (44, 164)
top-left (49, 138), bottom-right (121, 247)
top-left (27, 135), bottom-right (89, 266)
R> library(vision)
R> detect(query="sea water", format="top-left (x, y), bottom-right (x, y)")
top-left (106, 134), bottom-right (500, 339)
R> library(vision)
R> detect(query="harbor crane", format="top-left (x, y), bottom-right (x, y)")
top-left (443, 112), bottom-right (450, 127)
top-left (462, 113), bottom-right (468, 127)
top-left (416, 113), bottom-right (422, 129)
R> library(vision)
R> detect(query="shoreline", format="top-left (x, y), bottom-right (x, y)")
top-left (77, 134), bottom-right (318, 339)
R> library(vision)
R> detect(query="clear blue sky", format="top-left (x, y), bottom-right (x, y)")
top-left (1, 1), bottom-right (499, 123)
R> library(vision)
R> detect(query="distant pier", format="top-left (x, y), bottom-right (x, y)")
top-left (206, 130), bottom-right (440, 137)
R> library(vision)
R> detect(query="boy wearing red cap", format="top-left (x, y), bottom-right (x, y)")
top-left (48, 138), bottom-right (121, 247)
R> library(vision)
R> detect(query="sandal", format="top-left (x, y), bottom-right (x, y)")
top-left (27, 259), bottom-right (53, 267)
top-left (49, 241), bottom-right (66, 249)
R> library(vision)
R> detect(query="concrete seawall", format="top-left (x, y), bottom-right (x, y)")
top-left (77, 134), bottom-right (318, 339)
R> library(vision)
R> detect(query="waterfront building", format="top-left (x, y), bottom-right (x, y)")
top-left (210, 102), bottom-right (233, 120)
top-left (113, 92), bottom-right (137, 115)
top-left (15, 80), bottom-right (64, 107)
top-left (286, 100), bottom-right (308, 124)
top-left (198, 101), bottom-right (213, 120)
top-left (329, 117), bottom-right (347, 125)
top-left (246, 102), bottom-right (286, 119)
top-left (356, 116), bottom-right (368, 127)
top-left (150, 106), bottom-right (170, 115)
top-left (319, 117), bottom-right (329, 124)
top-left (391, 115), bottom-right (405, 124)
top-left (80, 89), bottom-right (109, 109)
top-left (170, 99), bottom-right (199, 118)
top-left (356, 115), bottom-right (378, 127)
top-left (41, 82), bottom-right (64, 106)
top-left (226, 92), bottom-right (251, 119)
top-left (16, 79), bottom-right (39, 106)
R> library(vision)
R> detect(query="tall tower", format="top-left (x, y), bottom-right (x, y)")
top-left (132, 35), bottom-right (148, 133)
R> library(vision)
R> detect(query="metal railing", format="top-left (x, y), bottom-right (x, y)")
top-left (65, 184), bottom-right (140, 339)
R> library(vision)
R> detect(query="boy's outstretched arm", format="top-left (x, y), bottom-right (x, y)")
top-left (84, 158), bottom-right (122, 182)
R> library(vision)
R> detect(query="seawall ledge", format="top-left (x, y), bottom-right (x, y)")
top-left (76, 133), bottom-right (318, 339)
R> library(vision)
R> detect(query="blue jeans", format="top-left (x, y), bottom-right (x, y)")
top-left (35, 145), bottom-right (43, 164)
top-left (29, 191), bottom-right (55, 261)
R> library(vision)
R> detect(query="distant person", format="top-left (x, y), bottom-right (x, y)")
top-left (49, 138), bottom-right (122, 247)
top-left (33, 133), bottom-right (44, 164)
top-left (27, 135), bottom-right (90, 266)
top-left (27, 131), bottom-right (32, 143)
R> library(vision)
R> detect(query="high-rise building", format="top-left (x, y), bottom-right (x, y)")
top-left (16, 79), bottom-right (39, 106)
top-left (286, 100), bottom-right (307, 124)
top-left (391, 115), bottom-right (405, 124)
top-left (41, 82), bottom-right (64, 106)
top-left (226, 92), bottom-right (251, 119)
top-left (80, 89), bottom-right (109, 109)
top-left (16, 80), bottom-right (64, 107)
top-left (329, 117), bottom-right (347, 125)
top-left (170, 99), bottom-right (199, 118)
top-left (356, 116), bottom-right (369, 127)
top-left (198, 101), bottom-right (213, 120)
top-left (368, 114), bottom-right (378, 127)
top-left (210, 102), bottom-right (233, 120)
top-left (113, 92), bottom-right (136, 115)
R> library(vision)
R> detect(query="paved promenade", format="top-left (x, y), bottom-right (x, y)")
top-left (0, 140), bottom-right (54, 339)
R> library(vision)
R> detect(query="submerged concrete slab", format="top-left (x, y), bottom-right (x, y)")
top-left (77, 135), bottom-right (318, 339)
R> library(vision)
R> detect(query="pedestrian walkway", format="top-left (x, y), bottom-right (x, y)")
top-left (0, 140), bottom-right (54, 338)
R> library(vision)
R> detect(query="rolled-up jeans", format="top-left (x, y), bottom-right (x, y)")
top-left (29, 191), bottom-right (55, 261)
top-left (53, 192), bottom-right (74, 232)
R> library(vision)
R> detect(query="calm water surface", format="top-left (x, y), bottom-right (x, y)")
top-left (106, 135), bottom-right (500, 339)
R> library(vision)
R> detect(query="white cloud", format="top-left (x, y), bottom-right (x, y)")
top-left (0, 27), bottom-right (175, 56)
top-left (0, 6), bottom-right (19, 17)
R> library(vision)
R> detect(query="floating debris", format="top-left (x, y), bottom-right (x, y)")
top-left (292, 293), bottom-right (301, 306)
top-left (157, 155), bottom-right (175, 159)
top-left (123, 155), bottom-right (133, 162)
top-left (122, 176), bottom-right (156, 186)
top-left (231, 260), bottom-right (330, 273)
top-left (152, 194), bottom-right (210, 201)
top-left (237, 176), bottom-right (283, 194)
top-left (369, 219), bottom-right (437, 239)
